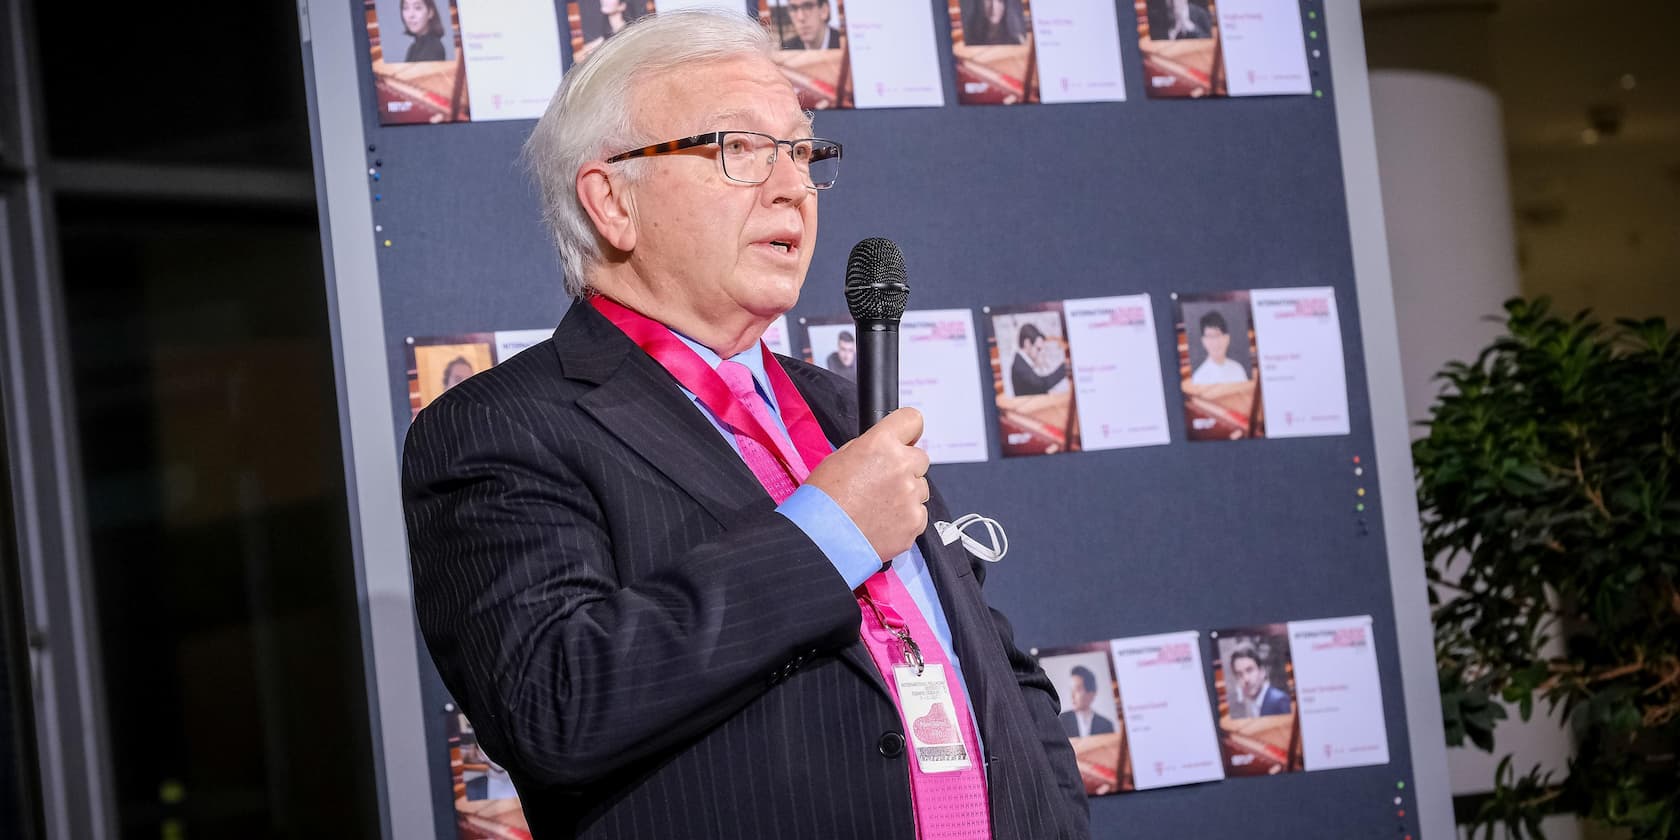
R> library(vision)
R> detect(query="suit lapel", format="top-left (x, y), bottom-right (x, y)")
top-left (557, 303), bottom-right (772, 526)
top-left (915, 494), bottom-right (1002, 752)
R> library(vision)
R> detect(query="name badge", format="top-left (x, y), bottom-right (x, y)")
top-left (892, 664), bottom-right (973, 773)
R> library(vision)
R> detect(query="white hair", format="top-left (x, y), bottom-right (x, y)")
top-left (523, 10), bottom-right (775, 297)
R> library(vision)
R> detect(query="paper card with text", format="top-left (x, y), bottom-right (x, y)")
top-left (1249, 287), bottom-right (1349, 438)
top-left (845, 0), bottom-right (947, 108)
top-left (456, 0), bottom-right (564, 121)
top-left (1216, 0), bottom-right (1311, 96)
top-left (761, 315), bottom-right (793, 358)
top-left (801, 311), bottom-right (988, 464)
top-left (1108, 632), bottom-right (1224, 789)
top-left (1063, 295), bottom-right (1171, 450)
top-left (1030, 0), bottom-right (1128, 104)
top-left (1288, 615), bottom-right (1391, 771)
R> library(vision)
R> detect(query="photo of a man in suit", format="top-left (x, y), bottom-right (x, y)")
top-left (1011, 322), bottom-right (1069, 396)
top-left (1060, 665), bottom-right (1116, 738)
top-left (402, 10), bottom-right (1088, 839)
top-left (1229, 645), bottom-right (1292, 719)
top-left (780, 0), bottom-right (842, 50)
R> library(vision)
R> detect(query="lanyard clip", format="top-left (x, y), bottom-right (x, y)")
top-left (896, 630), bottom-right (924, 676)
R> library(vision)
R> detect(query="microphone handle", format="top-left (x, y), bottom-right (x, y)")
top-left (855, 318), bottom-right (899, 433)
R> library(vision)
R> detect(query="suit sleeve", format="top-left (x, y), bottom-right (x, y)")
top-left (402, 393), bottom-right (863, 788)
top-left (963, 526), bottom-right (1090, 831)
top-left (1010, 355), bottom-right (1069, 396)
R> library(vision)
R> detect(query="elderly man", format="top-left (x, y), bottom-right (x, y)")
top-left (403, 10), bottom-right (1086, 839)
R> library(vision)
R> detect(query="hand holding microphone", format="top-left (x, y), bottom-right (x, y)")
top-left (803, 237), bottom-right (928, 562)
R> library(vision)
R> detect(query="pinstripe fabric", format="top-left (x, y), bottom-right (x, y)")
top-left (402, 302), bottom-right (1090, 839)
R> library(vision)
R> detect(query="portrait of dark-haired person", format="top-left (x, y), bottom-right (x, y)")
top-left (963, 0), bottom-right (1029, 46)
top-left (1228, 645), bottom-right (1291, 719)
top-left (1184, 309), bottom-right (1250, 390)
top-left (1059, 665), bottom-right (1116, 738)
top-left (1010, 321), bottom-right (1069, 397)
top-left (780, 0), bottom-right (842, 50)
top-left (394, 0), bottom-right (448, 62)
top-left (824, 329), bottom-right (857, 381)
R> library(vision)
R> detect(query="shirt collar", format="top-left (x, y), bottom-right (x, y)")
top-left (669, 328), bottom-right (778, 411)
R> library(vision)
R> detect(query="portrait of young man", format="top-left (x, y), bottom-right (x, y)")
top-left (780, 0), bottom-right (842, 50)
top-left (401, 9), bottom-right (1088, 839)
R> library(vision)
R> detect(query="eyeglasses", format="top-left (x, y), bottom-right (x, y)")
top-left (606, 131), bottom-right (844, 190)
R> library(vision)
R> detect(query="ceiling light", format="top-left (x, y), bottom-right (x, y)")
top-left (1619, 74), bottom-right (1637, 91)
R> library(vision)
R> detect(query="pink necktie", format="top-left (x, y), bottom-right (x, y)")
top-left (715, 361), bottom-right (807, 501)
top-left (857, 573), bottom-right (992, 839)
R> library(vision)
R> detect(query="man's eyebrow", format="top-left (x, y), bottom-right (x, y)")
top-left (699, 107), bottom-right (817, 137)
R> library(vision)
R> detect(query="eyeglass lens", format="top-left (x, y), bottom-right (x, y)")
top-left (718, 132), bottom-right (840, 189)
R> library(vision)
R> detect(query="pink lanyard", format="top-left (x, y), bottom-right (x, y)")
top-left (590, 296), bottom-right (835, 477)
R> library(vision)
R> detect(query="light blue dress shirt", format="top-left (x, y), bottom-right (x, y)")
top-left (669, 332), bottom-right (983, 755)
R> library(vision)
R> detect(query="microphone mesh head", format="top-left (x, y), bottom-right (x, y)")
top-left (844, 238), bottom-right (909, 321)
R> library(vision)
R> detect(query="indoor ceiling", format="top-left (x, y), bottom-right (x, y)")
top-left (1364, 0), bottom-right (1679, 322)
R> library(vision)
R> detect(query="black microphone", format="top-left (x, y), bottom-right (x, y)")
top-left (844, 237), bottom-right (909, 433)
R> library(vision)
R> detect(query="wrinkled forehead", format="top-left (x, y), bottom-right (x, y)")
top-left (630, 57), bottom-right (812, 139)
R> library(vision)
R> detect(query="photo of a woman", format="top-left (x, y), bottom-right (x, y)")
top-left (398, 0), bottom-right (448, 62)
top-left (962, 0), bottom-right (1027, 46)
top-left (572, 0), bottom-right (651, 62)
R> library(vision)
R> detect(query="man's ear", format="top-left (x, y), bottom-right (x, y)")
top-left (577, 161), bottom-right (637, 254)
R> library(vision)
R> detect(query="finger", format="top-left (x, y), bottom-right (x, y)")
top-left (916, 477), bottom-right (930, 505)
top-left (885, 407), bottom-right (924, 445)
top-left (909, 447), bottom-right (931, 478)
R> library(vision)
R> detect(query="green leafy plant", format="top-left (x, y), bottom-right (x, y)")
top-left (1414, 298), bottom-right (1680, 839)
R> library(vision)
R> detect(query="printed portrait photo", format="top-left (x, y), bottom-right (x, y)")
top-left (446, 709), bottom-right (529, 835)
top-left (1035, 643), bottom-right (1133, 796)
top-left (368, 0), bottom-right (470, 124)
top-left (1173, 292), bottom-right (1265, 441)
top-left (801, 318), bottom-right (859, 383)
top-left (406, 335), bottom-right (495, 417)
top-left (567, 0), bottom-right (652, 64)
top-left (984, 303), bottom-right (1080, 457)
top-left (1210, 625), bottom-right (1304, 777)
top-left (761, 0), bottom-right (852, 109)
top-left (949, 0), bottom-right (1040, 105)
top-left (1136, 0), bottom-right (1224, 98)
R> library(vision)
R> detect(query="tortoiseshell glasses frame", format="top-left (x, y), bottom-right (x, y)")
top-left (605, 131), bottom-right (844, 190)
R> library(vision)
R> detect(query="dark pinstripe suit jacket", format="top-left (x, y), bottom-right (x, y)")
top-left (403, 301), bottom-right (1089, 839)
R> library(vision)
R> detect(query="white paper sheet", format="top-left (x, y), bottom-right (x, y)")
top-left (1109, 632), bottom-right (1225, 789)
top-left (1063, 295), bottom-right (1170, 449)
top-left (845, 0), bottom-right (947, 108)
top-left (1030, 0), bottom-right (1128, 104)
top-left (494, 329), bottom-right (553, 362)
top-left (1288, 616), bottom-right (1391, 771)
top-left (1216, 0), bottom-right (1311, 96)
top-left (898, 309), bottom-right (989, 464)
top-left (761, 315), bottom-right (793, 357)
top-left (1250, 286), bottom-right (1350, 438)
top-left (455, 0), bottom-right (563, 121)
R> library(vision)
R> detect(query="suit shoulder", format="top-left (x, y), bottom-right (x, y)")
top-left (409, 338), bottom-right (575, 435)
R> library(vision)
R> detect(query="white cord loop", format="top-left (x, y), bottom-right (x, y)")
top-left (934, 514), bottom-right (1008, 563)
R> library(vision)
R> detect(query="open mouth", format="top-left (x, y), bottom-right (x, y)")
top-left (769, 240), bottom-right (793, 254)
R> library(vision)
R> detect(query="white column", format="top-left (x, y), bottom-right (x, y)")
top-left (1370, 69), bottom-right (1578, 840)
